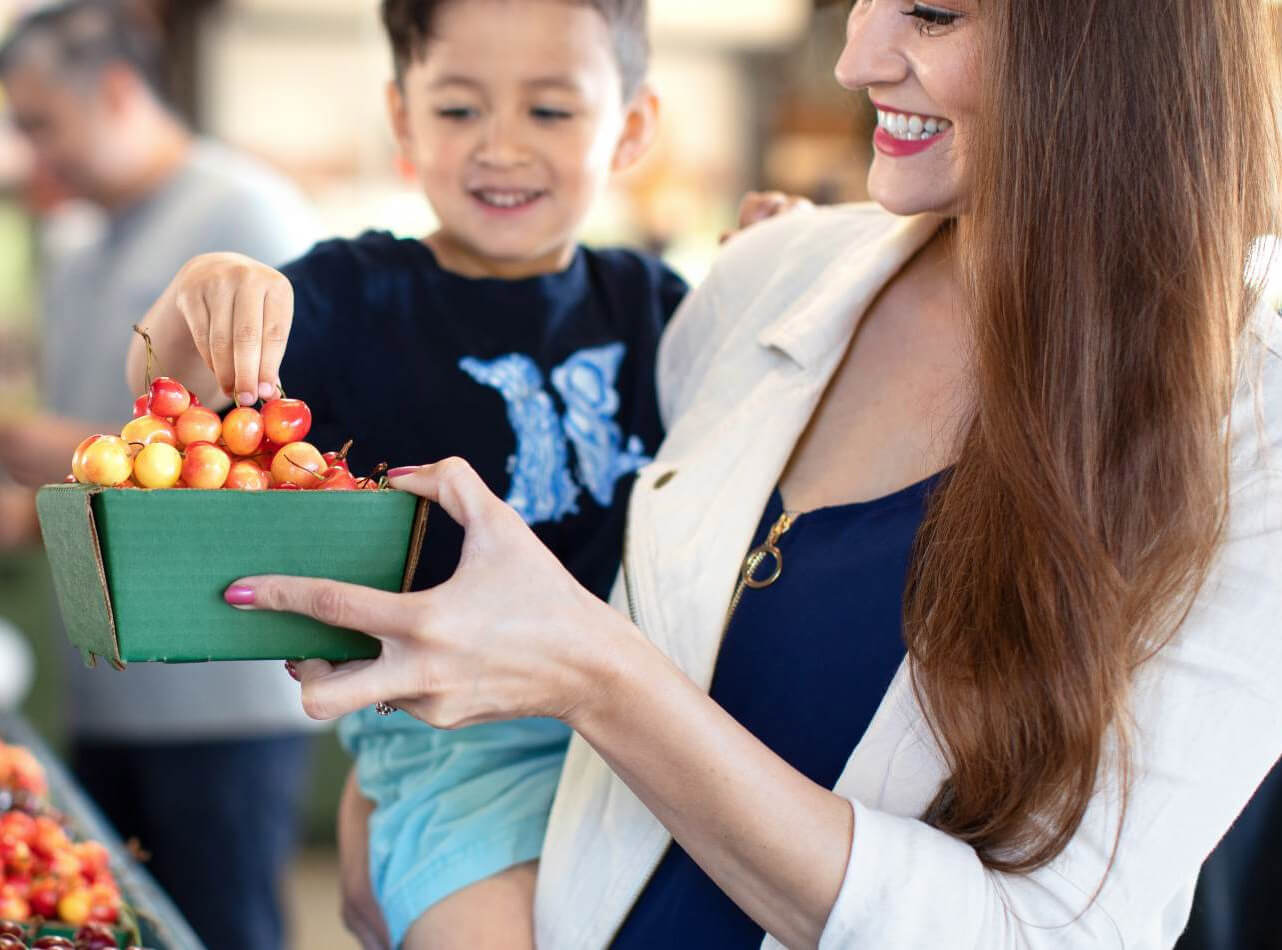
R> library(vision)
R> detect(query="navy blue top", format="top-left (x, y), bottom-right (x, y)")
top-left (612, 474), bottom-right (942, 947)
top-left (277, 231), bottom-right (687, 599)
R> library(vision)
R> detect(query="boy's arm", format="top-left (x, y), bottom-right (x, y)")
top-left (339, 770), bottom-right (392, 950)
top-left (402, 864), bottom-right (537, 950)
top-left (126, 252), bottom-right (294, 409)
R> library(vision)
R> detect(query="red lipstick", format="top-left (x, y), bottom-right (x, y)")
top-left (873, 126), bottom-right (946, 157)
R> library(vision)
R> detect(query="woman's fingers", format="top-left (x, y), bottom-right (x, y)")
top-left (387, 457), bottom-right (510, 531)
top-left (225, 575), bottom-right (421, 642)
top-left (298, 656), bottom-right (406, 721)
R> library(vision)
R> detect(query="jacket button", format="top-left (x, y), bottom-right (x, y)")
top-left (653, 470), bottom-right (676, 489)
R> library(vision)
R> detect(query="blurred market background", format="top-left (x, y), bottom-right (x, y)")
top-left (0, 1), bottom-right (875, 946)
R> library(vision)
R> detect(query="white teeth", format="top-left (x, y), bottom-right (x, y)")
top-left (875, 109), bottom-right (950, 142)
top-left (475, 190), bottom-right (541, 208)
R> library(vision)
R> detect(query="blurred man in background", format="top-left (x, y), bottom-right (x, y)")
top-left (0, 2), bottom-right (318, 946)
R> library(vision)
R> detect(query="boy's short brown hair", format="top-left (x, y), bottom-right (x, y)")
top-left (381, 0), bottom-right (649, 98)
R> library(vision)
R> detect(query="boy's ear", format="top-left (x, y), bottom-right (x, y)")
top-left (610, 83), bottom-right (660, 174)
top-left (385, 79), bottom-right (412, 157)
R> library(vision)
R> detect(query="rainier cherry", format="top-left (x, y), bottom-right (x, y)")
top-left (75, 436), bottom-right (132, 487)
top-left (222, 407), bottom-right (265, 456)
top-left (226, 460), bottom-right (271, 491)
top-left (181, 442), bottom-right (231, 490)
top-left (270, 442), bottom-right (325, 489)
top-left (261, 398), bottom-right (311, 445)
top-left (120, 415), bottom-right (178, 453)
top-left (317, 466), bottom-right (359, 491)
top-left (175, 406), bottom-right (222, 447)
top-left (133, 443), bottom-right (183, 489)
top-left (147, 376), bottom-right (191, 417)
top-left (131, 394), bottom-right (149, 418)
top-left (56, 888), bottom-right (91, 926)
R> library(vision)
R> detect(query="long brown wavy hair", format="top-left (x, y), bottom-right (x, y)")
top-left (903, 0), bottom-right (1282, 872)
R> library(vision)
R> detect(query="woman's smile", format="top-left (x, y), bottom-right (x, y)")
top-left (872, 103), bottom-right (953, 157)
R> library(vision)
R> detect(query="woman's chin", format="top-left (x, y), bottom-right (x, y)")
top-left (867, 177), bottom-right (962, 219)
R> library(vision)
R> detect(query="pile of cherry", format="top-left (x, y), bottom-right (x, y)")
top-left (0, 921), bottom-right (144, 950)
top-left (69, 376), bottom-right (380, 492)
top-left (0, 743), bottom-right (128, 942)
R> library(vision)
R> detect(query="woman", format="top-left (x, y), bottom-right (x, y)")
top-left (227, 0), bottom-right (1282, 945)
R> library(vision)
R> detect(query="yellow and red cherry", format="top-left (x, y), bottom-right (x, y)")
top-left (131, 394), bottom-right (149, 418)
top-left (317, 466), bottom-right (359, 491)
top-left (274, 482), bottom-right (301, 490)
top-left (175, 406), bottom-right (222, 447)
top-left (132, 443), bottom-right (183, 489)
top-left (28, 879), bottom-right (60, 920)
top-left (270, 441), bottom-right (325, 489)
top-left (147, 376), bottom-right (191, 417)
top-left (71, 435), bottom-right (102, 483)
top-left (182, 442), bottom-right (231, 490)
top-left (57, 888), bottom-right (92, 925)
top-left (120, 415), bottom-right (178, 454)
top-left (261, 397), bottom-right (311, 445)
top-left (226, 459), bottom-right (271, 491)
top-left (76, 436), bottom-right (132, 486)
top-left (222, 406), bottom-right (265, 457)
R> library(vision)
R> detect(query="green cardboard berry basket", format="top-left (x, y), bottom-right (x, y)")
top-left (35, 485), bottom-right (428, 668)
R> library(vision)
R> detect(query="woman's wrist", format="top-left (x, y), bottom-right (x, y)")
top-left (561, 602), bottom-right (666, 736)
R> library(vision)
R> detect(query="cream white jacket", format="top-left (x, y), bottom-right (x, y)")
top-left (534, 204), bottom-right (1282, 949)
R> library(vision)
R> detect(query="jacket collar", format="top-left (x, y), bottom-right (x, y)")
top-left (755, 212), bottom-right (945, 370)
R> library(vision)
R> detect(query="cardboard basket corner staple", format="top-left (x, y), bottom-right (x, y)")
top-left (35, 484), bottom-right (429, 667)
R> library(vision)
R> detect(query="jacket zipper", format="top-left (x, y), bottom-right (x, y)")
top-left (721, 510), bottom-right (794, 634)
top-left (623, 509), bottom-right (795, 631)
top-left (622, 527), bottom-right (641, 625)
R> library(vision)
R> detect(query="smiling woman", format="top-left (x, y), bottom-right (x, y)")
top-left (236, 0), bottom-right (1282, 947)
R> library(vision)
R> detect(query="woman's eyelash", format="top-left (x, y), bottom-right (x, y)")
top-left (903, 4), bottom-right (960, 30)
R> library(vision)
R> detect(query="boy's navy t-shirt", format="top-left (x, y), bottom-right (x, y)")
top-left (278, 231), bottom-right (687, 599)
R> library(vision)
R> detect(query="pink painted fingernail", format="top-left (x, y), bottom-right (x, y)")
top-left (224, 584), bottom-right (256, 606)
top-left (284, 660), bottom-right (299, 682)
top-left (237, 391), bottom-right (257, 406)
top-left (387, 466), bottom-right (418, 478)
top-left (258, 381), bottom-right (275, 399)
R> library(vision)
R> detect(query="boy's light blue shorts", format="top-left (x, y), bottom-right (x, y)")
top-left (340, 709), bottom-right (570, 948)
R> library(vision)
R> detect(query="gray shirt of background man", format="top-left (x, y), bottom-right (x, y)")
top-left (43, 138), bottom-right (322, 740)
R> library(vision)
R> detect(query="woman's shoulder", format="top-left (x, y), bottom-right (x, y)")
top-left (711, 201), bottom-right (903, 296)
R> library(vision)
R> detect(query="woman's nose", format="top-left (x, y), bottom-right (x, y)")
top-left (835, 1), bottom-right (910, 92)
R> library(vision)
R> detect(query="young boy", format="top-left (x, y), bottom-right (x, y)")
top-left (127, 1), bottom-right (684, 945)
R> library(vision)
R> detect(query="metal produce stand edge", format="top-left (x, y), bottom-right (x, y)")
top-left (0, 712), bottom-right (205, 950)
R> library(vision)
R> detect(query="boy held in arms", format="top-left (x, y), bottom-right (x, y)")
top-left (127, 0), bottom-right (685, 945)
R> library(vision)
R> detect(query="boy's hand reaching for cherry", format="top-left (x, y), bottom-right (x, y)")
top-left (127, 252), bottom-right (295, 409)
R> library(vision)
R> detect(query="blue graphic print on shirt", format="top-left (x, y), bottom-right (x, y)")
top-left (551, 343), bottom-right (651, 508)
top-left (459, 343), bottom-right (651, 525)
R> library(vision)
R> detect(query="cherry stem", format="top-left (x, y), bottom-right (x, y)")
top-left (131, 324), bottom-right (158, 390)
top-left (338, 439), bottom-right (354, 461)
